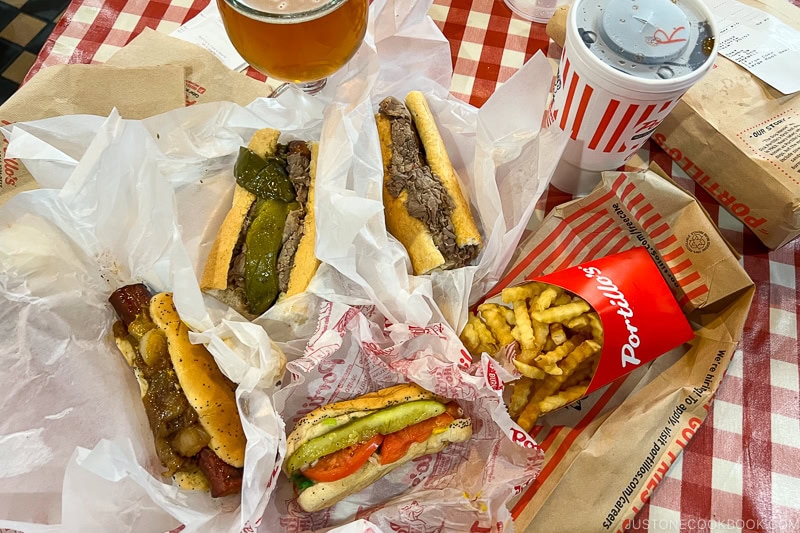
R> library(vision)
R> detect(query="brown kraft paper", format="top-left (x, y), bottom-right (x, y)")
top-left (0, 64), bottom-right (186, 204)
top-left (1, 31), bottom-right (272, 207)
top-left (104, 29), bottom-right (272, 108)
top-left (493, 170), bottom-right (753, 532)
top-left (653, 0), bottom-right (800, 250)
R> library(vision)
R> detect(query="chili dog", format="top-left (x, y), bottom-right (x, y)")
top-left (201, 128), bottom-right (320, 319)
top-left (376, 91), bottom-right (483, 275)
top-left (283, 383), bottom-right (472, 512)
top-left (109, 284), bottom-right (246, 497)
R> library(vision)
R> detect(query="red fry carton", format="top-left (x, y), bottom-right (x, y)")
top-left (529, 247), bottom-right (694, 394)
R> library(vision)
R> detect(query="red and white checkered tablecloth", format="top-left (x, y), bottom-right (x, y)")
top-left (22, 1), bottom-right (800, 532)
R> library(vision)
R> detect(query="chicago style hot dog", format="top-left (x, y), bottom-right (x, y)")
top-left (201, 128), bottom-right (320, 319)
top-left (109, 283), bottom-right (246, 497)
top-left (283, 383), bottom-right (472, 512)
top-left (376, 91), bottom-right (483, 275)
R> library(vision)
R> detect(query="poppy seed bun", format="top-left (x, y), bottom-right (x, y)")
top-left (285, 383), bottom-right (444, 460)
top-left (149, 292), bottom-right (246, 468)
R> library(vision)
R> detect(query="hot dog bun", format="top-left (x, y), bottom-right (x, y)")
top-left (377, 91), bottom-right (482, 275)
top-left (149, 293), bottom-right (246, 468)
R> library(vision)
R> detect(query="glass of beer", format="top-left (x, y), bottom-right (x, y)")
top-left (217, 0), bottom-right (369, 94)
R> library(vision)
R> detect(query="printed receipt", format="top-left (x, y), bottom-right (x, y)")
top-left (704, 0), bottom-right (800, 94)
top-left (170, 2), bottom-right (247, 72)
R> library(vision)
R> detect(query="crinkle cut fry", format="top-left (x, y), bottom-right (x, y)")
top-left (513, 299), bottom-right (536, 351)
top-left (513, 358), bottom-right (547, 379)
top-left (549, 322), bottom-right (567, 345)
top-left (538, 385), bottom-right (589, 415)
top-left (531, 317), bottom-right (550, 354)
top-left (509, 376), bottom-right (535, 419)
top-left (466, 312), bottom-right (500, 354)
top-left (501, 282), bottom-right (544, 304)
top-left (532, 285), bottom-right (562, 311)
top-left (516, 339), bottom-right (601, 430)
top-left (532, 300), bottom-right (591, 324)
top-left (561, 354), bottom-right (598, 389)
top-left (477, 303), bottom-right (516, 347)
top-left (460, 318), bottom-right (480, 353)
top-left (533, 336), bottom-right (583, 375)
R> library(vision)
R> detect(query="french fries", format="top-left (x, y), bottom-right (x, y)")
top-left (460, 281), bottom-right (604, 430)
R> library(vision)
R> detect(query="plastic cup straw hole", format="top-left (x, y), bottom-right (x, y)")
top-left (657, 66), bottom-right (675, 79)
top-left (580, 29), bottom-right (597, 44)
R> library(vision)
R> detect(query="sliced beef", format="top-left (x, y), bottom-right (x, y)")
top-left (227, 200), bottom-right (258, 293)
top-left (276, 208), bottom-right (305, 292)
top-left (273, 141), bottom-right (312, 291)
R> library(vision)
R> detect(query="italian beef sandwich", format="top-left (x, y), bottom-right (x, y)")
top-left (201, 128), bottom-right (320, 320)
top-left (376, 91), bottom-right (483, 275)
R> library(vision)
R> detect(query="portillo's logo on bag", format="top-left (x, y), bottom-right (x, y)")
top-left (461, 248), bottom-right (694, 431)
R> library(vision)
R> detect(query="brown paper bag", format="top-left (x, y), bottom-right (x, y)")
top-left (654, 0), bottom-right (800, 250)
top-left (0, 31), bottom-right (273, 208)
top-left (494, 170), bottom-right (754, 532)
top-left (0, 64), bottom-right (186, 204)
top-left (105, 29), bottom-right (272, 107)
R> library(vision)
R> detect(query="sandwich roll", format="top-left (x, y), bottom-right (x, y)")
top-left (109, 284), bottom-right (247, 497)
top-left (283, 383), bottom-right (472, 512)
top-left (377, 91), bottom-right (483, 275)
top-left (201, 128), bottom-right (320, 319)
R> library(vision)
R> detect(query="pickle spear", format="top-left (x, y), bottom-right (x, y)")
top-left (284, 400), bottom-right (447, 475)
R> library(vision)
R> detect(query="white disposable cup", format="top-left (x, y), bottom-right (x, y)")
top-left (546, 0), bottom-right (718, 195)
top-left (504, 0), bottom-right (558, 23)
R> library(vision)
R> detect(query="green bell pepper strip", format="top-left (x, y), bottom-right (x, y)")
top-left (244, 199), bottom-right (298, 315)
top-left (234, 147), bottom-right (296, 203)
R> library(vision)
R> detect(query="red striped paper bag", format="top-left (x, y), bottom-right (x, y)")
top-left (494, 170), bottom-right (754, 532)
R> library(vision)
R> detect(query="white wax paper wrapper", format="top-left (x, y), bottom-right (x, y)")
top-left (0, 103), bottom-right (311, 532)
top-left (265, 301), bottom-right (543, 531)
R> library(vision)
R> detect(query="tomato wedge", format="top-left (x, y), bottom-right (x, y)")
top-left (302, 434), bottom-right (383, 483)
top-left (379, 408), bottom-right (457, 466)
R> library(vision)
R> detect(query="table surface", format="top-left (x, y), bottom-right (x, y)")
top-left (21, 0), bottom-right (800, 532)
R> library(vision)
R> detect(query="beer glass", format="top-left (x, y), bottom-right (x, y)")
top-left (217, 0), bottom-right (369, 94)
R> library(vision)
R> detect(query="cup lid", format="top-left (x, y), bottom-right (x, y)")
top-left (599, 0), bottom-right (692, 65)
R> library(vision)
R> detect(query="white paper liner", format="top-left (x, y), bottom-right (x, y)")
top-left (267, 301), bottom-right (542, 531)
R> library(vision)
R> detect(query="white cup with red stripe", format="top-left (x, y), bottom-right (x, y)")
top-left (546, 0), bottom-right (718, 195)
